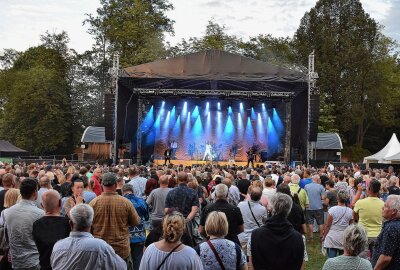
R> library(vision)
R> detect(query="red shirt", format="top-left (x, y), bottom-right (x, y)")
top-left (91, 175), bottom-right (102, 196)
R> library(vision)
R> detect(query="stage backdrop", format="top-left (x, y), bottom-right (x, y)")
top-left (140, 99), bottom-right (286, 162)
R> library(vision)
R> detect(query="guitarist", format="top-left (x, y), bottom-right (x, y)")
top-left (164, 148), bottom-right (172, 165)
top-left (247, 149), bottom-right (255, 168)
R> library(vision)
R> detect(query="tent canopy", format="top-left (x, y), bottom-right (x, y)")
top-left (364, 133), bottom-right (400, 162)
top-left (316, 133), bottom-right (343, 150)
top-left (81, 126), bottom-right (107, 143)
top-left (0, 140), bottom-right (28, 157)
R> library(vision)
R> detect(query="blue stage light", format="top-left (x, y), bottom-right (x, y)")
top-left (267, 118), bottom-right (279, 154)
top-left (228, 106), bottom-right (233, 115)
top-left (240, 103), bottom-right (244, 112)
top-left (192, 116), bottom-right (203, 140)
top-left (272, 108), bottom-right (284, 135)
top-left (237, 112), bottom-right (243, 139)
top-left (223, 115), bottom-right (234, 140)
top-left (171, 115), bottom-right (181, 137)
top-left (192, 106), bottom-right (199, 119)
top-left (251, 107), bottom-right (256, 120)
top-left (182, 101), bottom-right (187, 116)
top-left (218, 102), bottom-right (221, 110)
top-left (216, 111), bottom-right (222, 137)
top-left (245, 116), bottom-right (255, 143)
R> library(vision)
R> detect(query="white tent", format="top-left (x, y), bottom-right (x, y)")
top-left (363, 133), bottom-right (400, 167)
top-left (385, 152), bottom-right (400, 161)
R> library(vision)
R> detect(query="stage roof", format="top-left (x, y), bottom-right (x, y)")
top-left (121, 50), bottom-right (306, 82)
top-left (118, 50), bottom-right (308, 95)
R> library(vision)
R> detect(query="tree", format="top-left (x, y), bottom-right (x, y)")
top-left (240, 34), bottom-right (297, 69)
top-left (0, 46), bottom-right (74, 154)
top-left (293, 0), bottom-right (399, 147)
top-left (167, 20), bottom-right (242, 56)
top-left (85, 0), bottom-right (174, 66)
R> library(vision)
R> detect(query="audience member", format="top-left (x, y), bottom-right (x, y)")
top-left (127, 166), bottom-right (147, 198)
top-left (195, 211), bottom-right (247, 270)
top-left (322, 224), bottom-right (372, 270)
top-left (4, 178), bottom-right (44, 269)
top-left (304, 174), bottom-right (325, 241)
top-left (165, 171), bottom-right (199, 246)
top-left (33, 190), bottom-right (70, 270)
top-left (199, 184), bottom-right (244, 245)
top-left (248, 193), bottom-right (304, 270)
top-left (371, 195), bottom-right (400, 270)
top-left (122, 184), bottom-right (150, 270)
top-left (146, 175), bottom-right (171, 227)
top-left (353, 179), bottom-right (384, 258)
top-left (323, 190), bottom-right (353, 258)
top-left (51, 204), bottom-right (126, 269)
top-left (139, 212), bottom-right (202, 270)
top-left (90, 172), bottom-right (140, 267)
top-left (36, 176), bottom-right (52, 209)
top-left (238, 186), bottom-right (267, 252)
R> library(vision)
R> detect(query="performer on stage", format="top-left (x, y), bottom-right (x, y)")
top-left (171, 140), bottom-right (178, 159)
top-left (247, 149), bottom-right (255, 168)
top-left (203, 142), bottom-right (213, 161)
top-left (164, 148), bottom-right (172, 165)
top-left (228, 149), bottom-right (236, 165)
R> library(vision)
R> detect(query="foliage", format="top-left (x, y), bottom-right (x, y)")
top-left (293, 0), bottom-right (400, 148)
top-left (85, 0), bottom-right (174, 67)
top-left (342, 145), bottom-right (371, 162)
top-left (167, 20), bottom-right (242, 56)
top-left (0, 46), bottom-right (73, 154)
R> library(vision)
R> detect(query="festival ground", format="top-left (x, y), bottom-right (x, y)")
top-left (154, 159), bottom-right (265, 167)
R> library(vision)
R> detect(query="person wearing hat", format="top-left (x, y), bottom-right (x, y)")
top-left (89, 173), bottom-right (140, 269)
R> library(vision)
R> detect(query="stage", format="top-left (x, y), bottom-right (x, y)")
top-left (154, 159), bottom-right (265, 167)
top-left (114, 50), bottom-right (317, 165)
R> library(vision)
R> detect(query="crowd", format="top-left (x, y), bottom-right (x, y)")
top-left (0, 161), bottom-right (399, 270)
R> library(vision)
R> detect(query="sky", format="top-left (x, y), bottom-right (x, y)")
top-left (0, 0), bottom-right (398, 54)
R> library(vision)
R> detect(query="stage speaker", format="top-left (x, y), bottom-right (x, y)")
top-left (260, 151), bottom-right (268, 162)
top-left (309, 94), bottom-right (320, 141)
top-left (104, 93), bottom-right (115, 141)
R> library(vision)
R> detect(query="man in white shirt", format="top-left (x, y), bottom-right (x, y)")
top-left (51, 204), bottom-right (126, 269)
top-left (126, 166), bottom-right (147, 198)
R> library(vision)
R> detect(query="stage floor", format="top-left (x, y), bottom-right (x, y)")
top-left (154, 159), bottom-right (265, 167)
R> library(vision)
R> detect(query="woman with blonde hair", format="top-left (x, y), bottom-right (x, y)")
top-left (139, 211), bottom-right (202, 270)
top-left (195, 211), bottom-right (247, 270)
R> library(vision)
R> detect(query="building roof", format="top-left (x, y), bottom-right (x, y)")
top-left (316, 133), bottom-right (343, 150)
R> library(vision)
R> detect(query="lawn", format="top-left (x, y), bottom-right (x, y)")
top-left (305, 233), bottom-right (327, 270)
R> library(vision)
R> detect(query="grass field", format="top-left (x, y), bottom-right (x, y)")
top-left (304, 233), bottom-right (327, 270)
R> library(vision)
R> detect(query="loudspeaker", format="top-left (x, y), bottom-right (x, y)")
top-left (260, 151), bottom-right (268, 162)
top-left (309, 94), bottom-right (320, 141)
top-left (104, 93), bottom-right (115, 141)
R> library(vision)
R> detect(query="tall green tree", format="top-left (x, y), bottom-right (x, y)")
top-left (0, 46), bottom-right (74, 154)
top-left (294, 0), bottom-right (398, 147)
top-left (168, 20), bottom-right (242, 56)
top-left (85, 0), bottom-right (174, 66)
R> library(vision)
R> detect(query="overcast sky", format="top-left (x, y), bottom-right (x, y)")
top-left (0, 0), bottom-right (398, 54)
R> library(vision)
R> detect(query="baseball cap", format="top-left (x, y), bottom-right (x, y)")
top-left (102, 173), bottom-right (117, 186)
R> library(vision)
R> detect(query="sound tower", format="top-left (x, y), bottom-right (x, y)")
top-left (309, 93), bottom-right (320, 142)
top-left (104, 93), bottom-right (115, 141)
